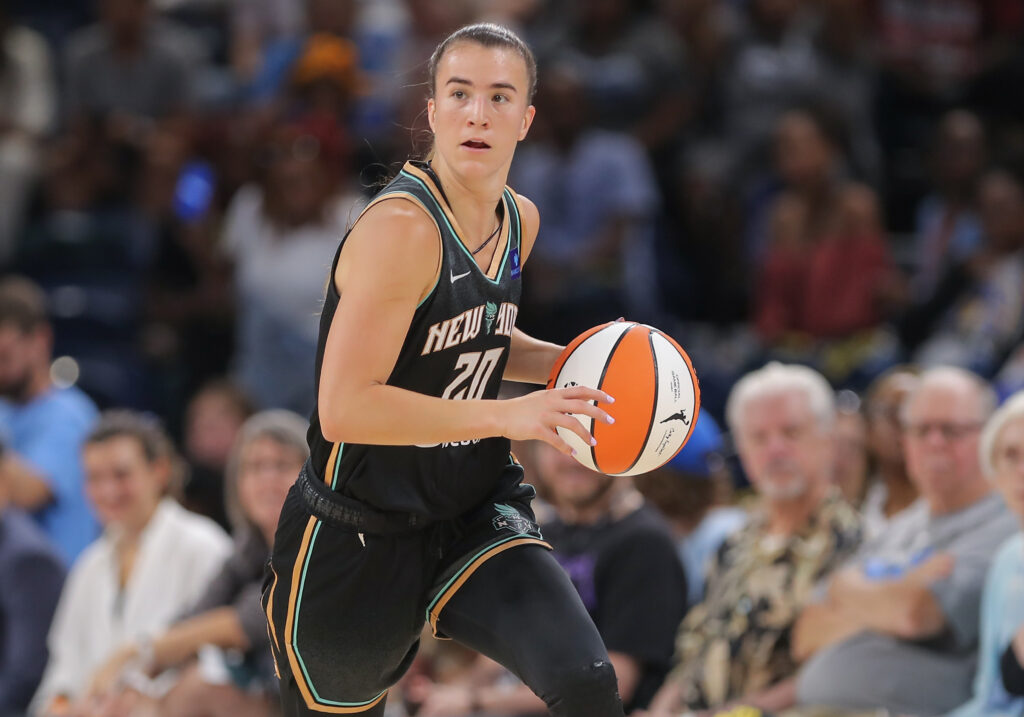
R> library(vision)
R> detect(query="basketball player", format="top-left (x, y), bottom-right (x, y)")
top-left (263, 23), bottom-right (625, 717)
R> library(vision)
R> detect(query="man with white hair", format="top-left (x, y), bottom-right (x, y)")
top-left (793, 366), bottom-right (1018, 716)
top-left (645, 363), bottom-right (861, 716)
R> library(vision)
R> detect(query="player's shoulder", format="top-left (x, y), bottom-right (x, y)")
top-left (512, 193), bottom-right (538, 226)
top-left (353, 193), bottom-right (440, 247)
top-left (512, 192), bottom-right (539, 252)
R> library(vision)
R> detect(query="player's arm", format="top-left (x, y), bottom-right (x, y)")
top-left (503, 193), bottom-right (565, 384)
top-left (317, 200), bottom-right (612, 453)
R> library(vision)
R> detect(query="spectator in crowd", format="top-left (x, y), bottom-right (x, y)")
top-left (244, 0), bottom-right (358, 106)
top-left (0, 276), bottom-right (99, 565)
top-left (63, 0), bottom-right (207, 138)
top-left (180, 379), bottom-right (254, 530)
top-left (793, 367), bottom-right (1018, 715)
top-left (222, 120), bottom-right (363, 413)
top-left (0, 6), bottom-right (55, 266)
top-left (536, 0), bottom-right (688, 154)
top-left (510, 63), bottom-right (661, 341)
top-left (281, 32), bottom-right (360, 167)
top-left (904, 167), bottom-right (1024, 377)
top-left (140, 124), bottom-right (235, 413)
top-left (229, 0), bottom-right (306, 82)
top-left (30, 411), bottom-right (231, 716)
top-left (13, 120), bottom-right (159, 409)
top-left (645, 363), bottom-right (861, 716)
top-left (860, 367), bottom-right (921, 541)
top-left (949, 390), bottom-right (1024, 716)
top-left (719, 0), bottom-right (821, 175)
top-left (0, 441), bottom-right (66, 716)
top-left (406, 438), bottom-right (688, 715)
top-left (910, 110), bottom-right (986, 303)
top-left (633, 411), bottom-right (746, 607)
top-left (754, 110), bottom-right (901, 352)
top-left (832, 392), bottom-right (870, 507)
top-left (812, 0), bottom-right (879, 184)
top-left (86, 409), bottom-right (307, 717)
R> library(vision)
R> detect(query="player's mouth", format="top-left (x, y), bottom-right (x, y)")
top-left (461, 139), bottom-right (491, 150)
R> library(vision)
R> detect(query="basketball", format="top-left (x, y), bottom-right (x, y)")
top-left (546, 321), bottom-right (701, 477)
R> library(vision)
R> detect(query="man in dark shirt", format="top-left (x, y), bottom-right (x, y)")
top-left (539, 441), bottom-right (689, 712)
top-left (404, 441), bottom-right (688, 715)
top-left (0, 441), bottom-right (66, 716)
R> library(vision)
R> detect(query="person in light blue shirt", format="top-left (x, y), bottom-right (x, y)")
top-left (949, 390), bottom-right (1024, 717)
top-left (0, 277), bottom-right (99, 565)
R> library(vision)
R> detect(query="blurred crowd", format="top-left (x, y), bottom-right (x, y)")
top-left (3, 0), bottom-right (1024, 715)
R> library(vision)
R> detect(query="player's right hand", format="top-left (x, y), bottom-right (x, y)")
top-left (500, 386), bottom-right (614, 455)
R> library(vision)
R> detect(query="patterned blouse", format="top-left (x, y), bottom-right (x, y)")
top-left (667, 490), bottom-right (862, 709)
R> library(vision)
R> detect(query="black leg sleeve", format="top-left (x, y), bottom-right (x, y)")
top-left (436, 544), bottom-right (625, 717)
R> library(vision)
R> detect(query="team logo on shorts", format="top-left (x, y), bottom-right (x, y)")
top-left (492, 503), bottom-right (535, 535)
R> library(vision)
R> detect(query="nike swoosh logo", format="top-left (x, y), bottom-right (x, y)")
top-left (450, 269), bottom-right (472, 283)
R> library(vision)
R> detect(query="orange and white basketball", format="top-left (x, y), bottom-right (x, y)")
top-left (546, 321), bottom-right (701, 477)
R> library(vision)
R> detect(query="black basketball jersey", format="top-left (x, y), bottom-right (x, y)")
top-left (307, 160), bottom-right (525, 519)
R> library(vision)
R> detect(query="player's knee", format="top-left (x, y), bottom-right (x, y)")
top-left (546, 659), bottom-right (622, 716)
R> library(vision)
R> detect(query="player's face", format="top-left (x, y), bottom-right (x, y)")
top-left (991, 416), bottom-right (1024, 520)
top-left (237, 436), bottom-right (304, 541)
top-left (902, 383), bottom-right (984, 503)
top-left (736, 391), bottom-right (830, 501)
top-left (83, 435), bottom-right (167, 531)
top-left (428, 42), bottom-right (535, 180)
top-left (536, 442), bottom-right (614, 509)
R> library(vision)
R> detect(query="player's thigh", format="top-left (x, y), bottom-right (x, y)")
top-left (436, 544), bottom-right (612, 691)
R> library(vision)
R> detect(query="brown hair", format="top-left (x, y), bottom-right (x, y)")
top-left (85, 410), bottom-right (184, 496)
top-left (0, 276), bottom-right (48, 333)
top-left (427, 23), bottom-right (537, 102)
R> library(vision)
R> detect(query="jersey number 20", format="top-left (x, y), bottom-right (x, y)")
top-left (441, 348), bottom-right (505, 400)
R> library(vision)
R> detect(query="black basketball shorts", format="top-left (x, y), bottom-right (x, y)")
top-left (262, 461), bottom-right (549, 714)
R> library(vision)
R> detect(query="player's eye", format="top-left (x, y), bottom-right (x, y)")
top-left (493, 94), bottom-right (509, 103)
top-left (452, 90), bottom-right (467, 100)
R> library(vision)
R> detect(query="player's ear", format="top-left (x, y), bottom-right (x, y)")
top-left (518, 105), bottom-right (536, 141)
top-left (427, 98), bottom-right (436, 133)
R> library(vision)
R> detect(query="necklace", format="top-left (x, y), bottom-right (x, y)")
top-left (419, 162), bottom-right (502, 257)
top-left (472, 220), bottom-right (502, 256)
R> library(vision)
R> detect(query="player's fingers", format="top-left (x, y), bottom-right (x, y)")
top-left (555, 386), bottom-right (615, 405)
top-left (541, 428), bottom-right (576, 456)
top-left (553, 414), bottom-right (595, 448)
top-left (565, 399), bottom-right (615, 424)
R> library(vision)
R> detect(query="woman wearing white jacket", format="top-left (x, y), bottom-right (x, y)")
top-left (31, 411), bottom-right (231, 717)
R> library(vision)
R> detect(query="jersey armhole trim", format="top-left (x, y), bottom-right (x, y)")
top-left (337, 192), bottom-right (444, 309)
top-left (506, 188), bottom-right (525, 257)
